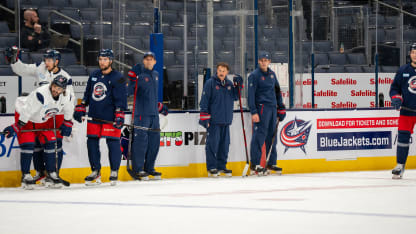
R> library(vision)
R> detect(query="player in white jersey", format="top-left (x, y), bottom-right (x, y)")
top-left (7, 47), bottom-right (74, 92)
top-left (3, 76), bottom-right (74, 189)
top-left (6, 47), bottom-right (76, 184)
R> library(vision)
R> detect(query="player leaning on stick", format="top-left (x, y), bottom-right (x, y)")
top-left (6, 47), bottom-right (75, 184)
top-left (389, 43), bottom-right (416, 179)
top-left (199, 62), bottom-right (241, 177)
top-left (127, 52), bottom-right (168, 180)
top-left (73, 49), bottom-right (127, 186)
top-left (248, 52), bottom-right (286, 176)
top-left (2, 76), bottom-right (74, 189)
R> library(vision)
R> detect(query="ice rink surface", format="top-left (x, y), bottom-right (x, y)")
top-left (0, 170), bottom-right (415, 234)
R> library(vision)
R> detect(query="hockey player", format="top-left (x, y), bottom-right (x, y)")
top-left (6, 47), bottom-right (75, 184)
top-left (3, 76), bottom-right (74, 189)
top-left (248, 52), bottom-right (286, 175)
top-left (199, 62), bottom-right (240, 177)
top-left (389, 43), bottom-right (416, 179)
top-left (73, 49), bottom-right (127, 185)
top-left (128, 51), bottom-right (168, 180)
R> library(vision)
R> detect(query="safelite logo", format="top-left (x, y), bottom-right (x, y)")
top-left (280, 117), bottom-right (312, 154)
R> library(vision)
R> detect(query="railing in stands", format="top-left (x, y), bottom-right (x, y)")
top-left (47, 10), bottom-right (84, 65)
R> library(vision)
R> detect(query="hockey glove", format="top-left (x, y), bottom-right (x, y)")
top-left (73, 104), bottom-right (87, 123)
top-left (59, 120), bottom-right (73, 137)
top-left (233, 74), bottom-right (243, 88)
top-left (158, 102), bottom-right (168, 116)
top-left (391, 95), bottom-right (403, 110)
top-left (278, 108), bottom-right (286, 121)
top-left (114, 110), bottom-right (125, 129)
top-left (199, 112), bottom-right (211, 129)
top-left (3, 120), bottom-right (25, 138)
top-left (4, 46), bottom-right (20, 64)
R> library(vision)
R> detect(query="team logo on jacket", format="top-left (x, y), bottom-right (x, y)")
top-left (216, 85), bottom-right (220, 90)
top-left (145, 77), bottom-right (149, 82)
top-left (261, 76), bottom-right (265, 80)
top-left (408, 76), bottom-right (416, 94)
top-left (227, 86), bottom-right (231, 90)
top-left (42, 108), bottom-right (59, 121)
top-left (280, 117), bottom-right (312, 154)
top-left (92, 82), bottom-right (107, 101)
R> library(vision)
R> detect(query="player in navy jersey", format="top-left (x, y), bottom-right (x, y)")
top-left (390, 43), bottom-right (416, 179)
top-left (127, 52), bottom-right (168, 180)
top-left (248, 52), bottom-right (286, 175)
top-left (73, 49), bottom-right (127, 185)
top-left (199, 62), bottom-right (240, 177)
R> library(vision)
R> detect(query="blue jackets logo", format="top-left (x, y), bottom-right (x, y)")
top-left (42, 108), bottom-right (59, 121)
top-left (408, 76), bottom-right (416, 94)
top-left (92, 82), bottom-right (107, 101)
top-left (280, 117), bottom-right (312, 154)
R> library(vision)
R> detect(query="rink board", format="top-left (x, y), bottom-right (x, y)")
top-left (0, 108), bottom-right (415, 187)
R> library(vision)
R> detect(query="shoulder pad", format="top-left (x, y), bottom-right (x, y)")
top-left (36, 62), bottom-right (42, 67)
top-left (36, 92), bottom-right (44, 104)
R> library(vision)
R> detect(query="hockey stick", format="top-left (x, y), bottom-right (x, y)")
top-left (52, 116), bottom-right (70, 187)
top-left (237, 88), bottom-right (250, 177)
top-left (126, 79), bottom-right (139, 180)
top-left (0, 128), bottom-right (60, 135)
top-left (401, 106), bottom-right (416, 112)
top-left (263, 119), bottom-right (280, 174)
top-left (83, 117), bottom-right (161, 132)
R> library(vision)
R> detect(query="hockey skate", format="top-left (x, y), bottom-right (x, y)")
top-left (265, 165), bottom-right (283, 175)
top-left (218, 169), bottom-right (232, 177)
top-left (109, 171), bottom-right (118, 186)
top-left (85, 170), bottom-right (102, 186)
top-left (21, 173), bottom-right (35, 190)
top-left (133, 171), bottom-right (149, 181)
top-left (250, 165), bottom-right (265, 176)
top-left (392, 164), bottom-right (404, 179)
top-left (33, 170), bottom-right (46, 186)
top-left (45, 172), bottom-right (63, 189)
top-left (208, 169), bottom-right (219, 177)
top-left (148, 171), bottom-right (162, 180)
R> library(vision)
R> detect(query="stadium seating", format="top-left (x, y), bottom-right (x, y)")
top-left (64, 65), bottom-right (87, 75)
top-left (0, 65), bottom-right (13, 75)
top-left (0, 21), bottom-right (10, 33)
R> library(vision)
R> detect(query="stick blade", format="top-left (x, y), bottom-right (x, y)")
top-left (242, 163), bottom-right (249, 177)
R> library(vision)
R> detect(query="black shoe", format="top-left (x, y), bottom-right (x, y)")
top-left (208, 169), bottom-right (219, 177)
top-left (109, 170), bottom-right (118, 185)
top-left (46, 172), bottom-right (63, 188)
top-left (218, 169), bottom-right (232, 177)
top-left (85, 170), bottom-right (101, 185)
top-left (133, 171), bottom-right (149, 181)
top-left (250, 164), bottom-right (265, 176)
top-left (21, 173), bottom-right (35, 189)
top-left (266, 165), bottom-right (282, 175)
top-left (147, 171), bottom-right (162, 180)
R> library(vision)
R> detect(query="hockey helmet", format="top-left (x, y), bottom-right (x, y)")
top-left (52, 75), bottom-right (68, 89)
top-left (43, 49), bottom-right (61, 62)
top-left (98, 49), bottom-right (114, 60)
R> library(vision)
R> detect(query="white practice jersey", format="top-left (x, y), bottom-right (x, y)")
top-left (15, 85), bottom-right (74, 124)
top-left (11, 59), bottom-right (75, 98)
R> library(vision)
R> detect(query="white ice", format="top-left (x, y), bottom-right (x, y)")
top-left (0, 170), bottom-right (415, 234)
